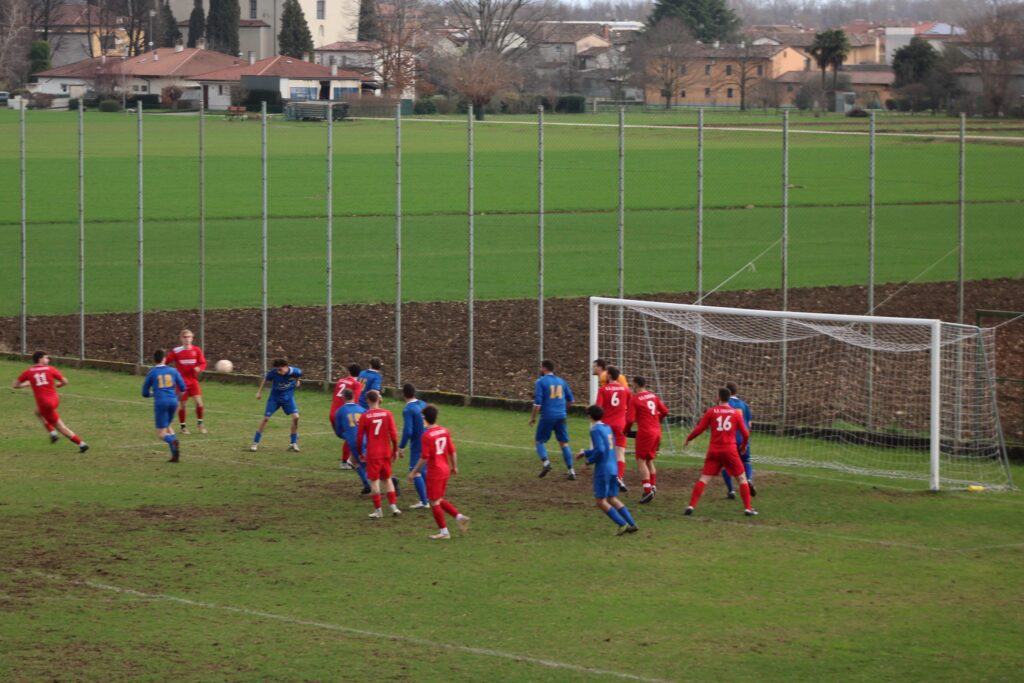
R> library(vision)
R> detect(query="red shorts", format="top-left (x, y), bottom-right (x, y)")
top-left (179, 380), bottom-right (201, 398)
top-left (635, 435), bottom-right (660, 460)
top-left (426, 469), bottom-right (450, 501)
top-left (701, 448), bottom-right (744, 477)
top-left (36, 402), bottom-right (60, 426)
top-left (608, 421), bottom-right (627, 448)
top-left (365, 458), bottom-right (393, 482)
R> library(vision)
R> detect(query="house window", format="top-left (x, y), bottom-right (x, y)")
top-left (680, 90), bottom-right (686, 98)
top-left (680, 65), bottom-right (687, 74)
top-left (787, 85), bottom-right (794, 92)
top-left (250, 0), bottom-right (257, 18)
top-left (61, 84), bottom-right (68, 92)
top-left (804, 57), bottom-right (811, 70)
top-left (725, 64), bottom-right (732, 76)
top-left (704, 64), bottom-right (711, 75)
top-left (704, 87), bottom-right (711, 97)
top-left (317, 0), bottom-right (325, 19)
top-left (218, 85), bottom-right (224, 95)
top-left (756, 64), bottom-right (764, 76)
top-left (727, 87), bottom-right (734, 98)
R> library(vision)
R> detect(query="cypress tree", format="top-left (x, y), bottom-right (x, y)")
top-left (207, 0), bottom-right (240, 55)
top-left (278, 0), bottom-right (314, 58)
top-left (357, 0), bottom-right (378, 42)
top-left (186, 0), bottom-right (205, 48)
top-left (649, 0), bottom-right (740, 43)
top-left (160, 3), bottom-right (183, 48)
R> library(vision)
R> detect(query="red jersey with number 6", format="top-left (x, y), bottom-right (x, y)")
top-left (18, 365), bottom-right (64, 408)
top-left (421, 424), bottom-right (455, 476)
top-left (357, 408), bottom-right (397, 461)
top-left (597, 383), bottom-right (632, 428)
top-left (688, 405), bottom-right (748, 454)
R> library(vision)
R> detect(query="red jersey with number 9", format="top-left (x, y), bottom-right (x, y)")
top-left (356, 408), bottom-right (397, 460)
top-left (18, 365), bottom-right (64, 407)
top-left (688, 405), bottom-right (748, 453)
top-left (628, 390), bottom-right (669, 438)
top-left (421, 424), bottom-right (455, 476)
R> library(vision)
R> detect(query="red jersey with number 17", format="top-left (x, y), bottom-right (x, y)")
top-left (357, 408), bottom-right (398, 460)
top-left (165, 345), bottom-right (207, 382)
top-left (597, 383), bottom-right (632, 427)
top-left (688, 405), bottom-right (748, 453)
top-left (330, 376), bottom-right (363, 419)
top-left (421, 424), bottom-right (455, 476)
top-left (18, 365), bottom-right (64, 407)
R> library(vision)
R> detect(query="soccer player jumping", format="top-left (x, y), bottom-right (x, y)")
top-left (529, 359), bottom-right (576, 480)
top-left (12, 351), bottom-right (89, 453)
top-left (165, 328), bottom-right (207, 434)
top-left (410, 404), bottom-right (470, 540)
top-left (576, 404), bottom-right (638, 535)
top-left (683, 387), bottom-right (757, 517)
top-left (142, 350), bottom-right (186, 462)
top-left (252, 359), bottom-right (303, 452)
top-left (626, 376), bottom-right (669, 504)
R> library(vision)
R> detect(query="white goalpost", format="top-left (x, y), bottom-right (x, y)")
top-left (590, 297), bottom-right (1014, 491)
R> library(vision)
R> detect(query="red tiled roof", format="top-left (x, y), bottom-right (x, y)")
top-left (196, 55), bottom-right (365, 81)
top-left (775, 69), bottom-right (894, 86)
top-left (34, 48), bottom-right (247, 79)
top-left (317, 41), bottom-right (382, 51)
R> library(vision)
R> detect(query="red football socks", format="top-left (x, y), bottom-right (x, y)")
top-left (740, 483), bottom-right (753, 510)
top-left (440, 500), bottom-right (459, 517)
top-left (70, 435), bottom-right (82, 445)
top-left (650, 472), bottom-right (657, 487)
top-left (617, 461), bottom-right (626, 479)
top-left (196, 406), bottom-right (204, 420)
top-left (431, 505), bottom-right (446, 529)
top-left (178, 408), bottom-right (186, 424)
top-left (387, 491), bottom-right (397, 505)
top-left (372, 494), bottom-right (381, 509)
top-left (689, 480), bottom-right (706, 509)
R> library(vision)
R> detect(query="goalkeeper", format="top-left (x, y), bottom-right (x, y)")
top-left (722, 382), bottom-right (755, 499)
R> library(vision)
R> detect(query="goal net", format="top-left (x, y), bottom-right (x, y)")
top-left (590, 297), bottom-right (1013, 491)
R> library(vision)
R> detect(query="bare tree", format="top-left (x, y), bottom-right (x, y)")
top-left (960, 0), bottom-right (1024, 116)
top-left (1, 0), bottom-right (34, 86)
top-left (626, 17), bottom-right (699, 109)
top-left (376, 0), bottom-right (424, 96)
top-left (721, 43), bottom-right (775, 111)
top-left (447, 0), bottom-right (554, 57)
top-left (438, 50), bottom-right (522, 118)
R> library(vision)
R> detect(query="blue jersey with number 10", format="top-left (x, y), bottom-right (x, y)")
top-left (534, 374), bottom-right (574, 419)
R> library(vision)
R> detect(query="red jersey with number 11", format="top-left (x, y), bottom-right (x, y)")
top-left (688, 405), bottom-right (748, 453)
top-left (18, 365), bottom-right (64, 407)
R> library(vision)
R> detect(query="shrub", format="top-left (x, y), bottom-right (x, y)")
top-left (413, 97), bottom-right (437, 115)
top-left (242, 89), bottom-right (283, 113)
top-left (555, 95), bottom-right (585, 113)
top-left (432, 95), bottom-right (455, 115)
top-left (66, 97), bottom-right (81, 111)
top-left (99, 98), bottom-right (123, 112)
top-left (27, 93), bottom-right (55, 109)
top-left (126, 94), bottom-right (161, 109)
top-left (846, 107), bottom-right (869, 117)
top-left (161, 86), bottom-right (184, 108)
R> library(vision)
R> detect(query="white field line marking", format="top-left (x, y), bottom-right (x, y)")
top-left (107, 431), bottom-right (338, 452)
top-left (6, 568), bottom-right (671, 683)
top-left (357, 116), bottom-right (1024, 143)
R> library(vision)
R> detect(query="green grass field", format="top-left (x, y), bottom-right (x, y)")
top-left (2, 360), bottom-right (1023, 681)
top-left (0, 110), bottom-right (1021, 315)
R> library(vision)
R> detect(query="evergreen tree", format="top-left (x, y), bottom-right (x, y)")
top-left (649, 0), bottom-right (740, 43)
top-left (278, 0), bottom-right (313, 58)
top-left (207, 0), bottom-right (240, 55)
top-left (357, 0), bottom-right (378, 42)
top-left (160, 2), bottom-right (183, 48)
top-left (186, 0), bottom-right (205, 48)
top-left (892, 37), bottom-right (939, 88)
top-left (808, 29), bottom-right (851, 91)
top-left (28, 40), bottom-right (51, 73)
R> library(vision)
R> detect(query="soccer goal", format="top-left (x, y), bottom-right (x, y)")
top-left (589, 297), bottom-right (1014, 491)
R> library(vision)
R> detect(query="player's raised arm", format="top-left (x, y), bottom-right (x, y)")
top-left (685, 409), bottom-right (711, 444)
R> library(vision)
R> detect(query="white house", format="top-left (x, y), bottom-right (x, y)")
top-left (195, 54), bottom-right (364, 108)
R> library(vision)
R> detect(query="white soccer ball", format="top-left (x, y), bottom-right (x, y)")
top-left (215, 359), bottom-right (234, 373)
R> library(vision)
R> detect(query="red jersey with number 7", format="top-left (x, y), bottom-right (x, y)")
top-left (18, 365), bottom-right (64, 407)
top-left (688, 405), bottom-right (748, 453)
top-left (597, 383), bottom-right (632, 427)
top-left (421, 424), bottom-right (455, 476)
top-left (357, 408), bottom-right (397, 460)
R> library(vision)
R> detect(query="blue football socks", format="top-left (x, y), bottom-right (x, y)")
top-left (253, 432), bottom-right (263, 444)
top-left (605, 507), bottom-right (626, 526)
top-left (618, 506), bottom-right (636, 527)
top-left (561, 446), bottom-right (574, 470)
top-left (412, 473), bottom-right (428, 505)
top-left (290, 432), bottom-right (298, 445)
top-left (536, 442), bottom-right (548, 463)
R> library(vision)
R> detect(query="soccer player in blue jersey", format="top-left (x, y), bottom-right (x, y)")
top-left (398, 383), bottom-right (430, 509)
top-left (357, 357), bottom-right (383, 409)
top-left (142, 349), bottom-right (187, 463)
top-left (722, 382), bottom-right (756, 499)
top-left (333, 388), bottom-right (371, 493)
top-left (576, 405), bottom-right (638, 535)
top-left (529, 359), bottom-right (576, 480)
top-left (251, 358), bottom-right (302, 452)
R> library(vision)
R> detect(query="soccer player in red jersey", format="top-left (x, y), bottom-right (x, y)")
top-left (683, 387), bottom-right (756, 517)
top-left (596, 366), bottom-right (632, 491)
top-left (410, 404), bottom-right (470, 540)
top-left (356, 390), bottom-right (401, 518)
top-left (329, 363), bottom-right (363, 469)
top-left (626, 376), bottom-right (669, 504)
top-left (165, 329), bottom-right (208, 434)
top-left (12, 351), bottom-right (89, 453)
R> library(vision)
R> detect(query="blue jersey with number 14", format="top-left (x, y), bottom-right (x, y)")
top-left (534, 374), bottom-right (573, 419)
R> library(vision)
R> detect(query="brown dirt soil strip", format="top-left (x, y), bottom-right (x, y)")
top-left (1, 279), bottom-right (1022, 438)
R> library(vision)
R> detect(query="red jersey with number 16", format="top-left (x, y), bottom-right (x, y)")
top-left (421, 424), bottom-right (455, 476)
top-left (357, 408), bottom-right (398, 460)
top-left (597, 383), bottom-right (632, 427)
top-left (165, 345), bottom-right (207, 382)
top-left (18, 365), bottom-right (64, 407)
top-left (688, 405), bottom-right (748, 453)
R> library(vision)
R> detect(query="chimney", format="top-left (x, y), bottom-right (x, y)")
top-left (153, 51), bottom-right (159, 61)
top-left (713, 40), bottom-right (720, 48)
top-left (197, 37), bottom-right (206, 50)
top-left (602, 24), bottom-right (610, 41)
top-left (249, 52), bottom-right (256, 65)
top-left (302, 52), bottom-right (310, 62)
top-left (175, 43), bottom-right (183, 53)
top-left (101, 54), bottom-right (106, 65)
top-left (330, 64), bottom-right (338, 76)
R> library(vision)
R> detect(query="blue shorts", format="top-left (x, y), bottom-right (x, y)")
top-left (736, 444), bottom-right (751, 462)
top-left (593, 472), bottom-right (620, 500)
top-left (265, 396), bottom-right (299, 417)
top-left (154, 400), bottom-right (177, 429)
top-left (407, 447), bottom-right (422, 471)
top-left (535, 417), bottom-right (569, 444)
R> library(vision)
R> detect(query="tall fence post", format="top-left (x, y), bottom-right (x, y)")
top-left (780, 110), bottom-right (790, 431)
top-left (537, 105), bottom-right (545, 366)
top-left (198, 97), bottom-right (206, 350)
top-left (867, 111), bottom-right (876, 428)
top-left (467, 105), bottom-right (475, 398)
top-left (395, 102), bottom-right (402, 388)
top-left (20, 105), bottom-right (26, 354)
top-left (78, 99), bottom-right (85, 359)
top-left (326, 107), bottom-right (334, 385)
top-left (136, 101), bottom-right (144, 368)
top-left (695, 108), bottom-right (704, 414)
top-left (616, 106), bottom-right (625, 367)
top-left (958, 112), bottom-right (966, 325)
top-left (260, 100), bottom-right (268, 375)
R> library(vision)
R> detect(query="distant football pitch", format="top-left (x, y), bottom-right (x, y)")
top-left (0, 110), bottom-right (1021, 316)
top-left (1, 359), bottom-right (1023, 680)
